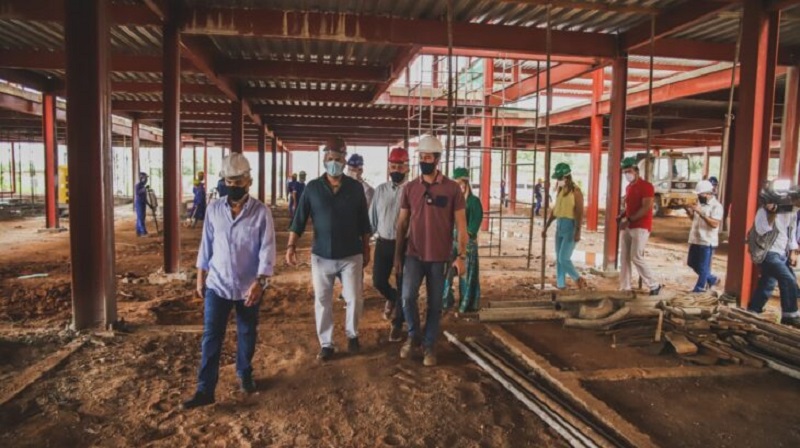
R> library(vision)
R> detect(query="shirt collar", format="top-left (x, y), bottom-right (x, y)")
top-left (419, 171), bottom-right (443, 186)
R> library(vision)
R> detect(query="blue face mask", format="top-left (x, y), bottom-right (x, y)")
top-left (325, 160), bottom-right (345, 177)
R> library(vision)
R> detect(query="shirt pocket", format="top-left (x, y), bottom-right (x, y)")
top-left (434, 195), bottom-right (449, 208)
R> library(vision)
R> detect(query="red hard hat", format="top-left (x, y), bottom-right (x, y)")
top-left (388, 147), bottom-right (409, 163)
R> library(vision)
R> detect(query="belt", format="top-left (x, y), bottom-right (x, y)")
top-left (377, 237), bottom-right (396, 243)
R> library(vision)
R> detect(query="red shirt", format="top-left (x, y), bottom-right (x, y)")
top-left (624, 178), bottom-right (655, 232)
top-left (400, 172), bottom-right (466, 262)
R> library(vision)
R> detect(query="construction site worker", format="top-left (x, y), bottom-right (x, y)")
top-left (534, 178), bottom-right (544, 216)
top-left (370, 147), bottom-right (410, 341)
top-left (216, 176), bottom-right (229, 199)
top-left (134, 172), bottom-right (149, 236)
top-left (183, 153), bottom-right (276, 409)
top-left (286, 137), bottom-right (372, 361)
top-left (747, 186), bottom-right (800, 328)
top-left (444, 167), bottom-right (483, 313)
top-left (395, 135), bottom-right (467, 367)
top-left (188, 173), bottom-right (207, 227)
top-left (346, 153), bottom-right (375, 207)
top-left (618, 157), bottom-right (662, 295)
top-left (287, 173), bottom-right (300, 216)
top-left (297, 170), bottom-right (307, 201)
top-left (684, 180), bottom-right (723, 293)
top-left (542, 163), bottom-right (588, 290)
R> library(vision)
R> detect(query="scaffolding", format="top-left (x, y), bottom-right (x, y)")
top-left (405, 54), bottom-right (548, 265)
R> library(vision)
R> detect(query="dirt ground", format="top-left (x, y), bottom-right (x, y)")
top-left (0, 203), bottom-right (797, 447)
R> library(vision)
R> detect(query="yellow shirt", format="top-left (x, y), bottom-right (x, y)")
top-left (552, 188), bottom-right (577, 219)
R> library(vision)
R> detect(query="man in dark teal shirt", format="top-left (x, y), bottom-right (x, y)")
top-left (286, 137), bottom-right (372, 361)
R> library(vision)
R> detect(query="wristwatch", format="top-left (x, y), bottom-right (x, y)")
top-left (257, 276), bottom-right (270, 288)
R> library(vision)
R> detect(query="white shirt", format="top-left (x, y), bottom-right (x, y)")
top-left (754, 207), bottom-right (799, 254)
top-left (688, 197), bottom-right (724, 247)
top-left (362, 181), bottom-right (375, 208)
top-left (369, 181), bottom-right (405, 240)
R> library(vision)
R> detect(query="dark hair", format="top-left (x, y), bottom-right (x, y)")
top-left (324, 137), bottom-right (347, 154)
top-left (557, 174), bottom-right (578, 195)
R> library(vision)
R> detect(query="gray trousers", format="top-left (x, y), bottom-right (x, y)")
top-left (311, 253), bottom-right (364, 348)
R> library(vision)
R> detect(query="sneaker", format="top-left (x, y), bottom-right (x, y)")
top-left (239, 376), bottom-right (256, 394)
top-left (181, 391), bottom-right (215, 409)
top-left (347, 337), bottom-right (360, 354)
top-left (649, 284), bottom-right (662, 296)
top-left (383, 300), bottom-right (394, 321)
top-left (400, 339), bottom-right (419, 359)
top-left (780, 316), bottom-right (800, 328)
top-left (423, 348), bottom-right (437, 367)
top-left (317, 346), bottom-right (335, 361)
top-left (389, 326), bottom-right (404, 342)
top-left (707, 277), bottom-right (721, 289)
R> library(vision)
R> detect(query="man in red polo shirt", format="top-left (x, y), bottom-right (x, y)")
top-left (394, 135), bottom-right (467, 367)
top-left (618, 157), bottom-right (662, 295)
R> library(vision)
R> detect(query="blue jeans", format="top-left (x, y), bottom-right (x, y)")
top-left (402, 256), bottom-right (446, 349)
top-left (687, 244), bottom-right (717, 292)
top-left (197, 289), bottom-right (260, 396)
top-left (135, 202), bottom-right (147, 235)
top-left (748, 252), bottom-right (800, 317)
top-left (555, 218), bottom-right (581, 288)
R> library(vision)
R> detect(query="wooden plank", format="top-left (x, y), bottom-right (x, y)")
top-left (0, 337), bottom-right (86, 407)
top-left (479, 309), bottom-right (572, 322)
top-left (488, 325), bottom-right (658, 448)
top-left (555, 290), bottom-right (637, 303)
top-left (664, 332), bottom-right (699, 355)
top-left (569, 365), bottom-right (765, 382)
top-left (487, 300), bottom-right (554, 309)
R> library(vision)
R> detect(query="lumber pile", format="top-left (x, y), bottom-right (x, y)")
top-left (480, 290), bottom-right (639, 323)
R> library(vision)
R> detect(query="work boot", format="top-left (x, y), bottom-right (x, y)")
top-left (389, 325), bottom-right (404, 342)
top-left (347, 337), bottom-right (360, 354)
top-left (423, 347), bottom-right (437, 367)
top-left (400, 338), bottom-right (420, 359)
top-left (383, 300), bottom-right (394, 321)
top-left (317, 346), bottom-right (335, 362)
top-left (239, 375), bottom-right (256, 394)
top-left (780, 315), bottom-right (800, 328)
top-left (649, 284), bottom-right (662, 296)
top-left (181, 391), bottom-right (215, 410)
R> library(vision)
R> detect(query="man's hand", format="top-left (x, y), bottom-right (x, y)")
top-left (196, 272), bottom-right (206, 299)
top-left (394, 256), bottom-right (404, 277)
top-left (453, 257), bottom-right (466, 277)
top-left (244, 281), bottom-right (264, 307)
top-left (619, 217), bottom-right (630, 230)
top-left (285, 246), bottom-right (298, 266)
top-left (362, 249), bottom-right (371, 269)
top-left (574, 229), bottom-right (581, 243)
top-left (791, 251), bottom-right (798, 267)
top-left (765, 203), bottom-right (778, 213)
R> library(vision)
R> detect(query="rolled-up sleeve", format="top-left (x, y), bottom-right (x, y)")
top-left (754, 208), bottom-right (773, 236)
top-left (258, 207), bottom-right (277, 276)
top-left (196, 209), bottom-right (214, 270)
top-left (290, 185), bottom-right (311, 235)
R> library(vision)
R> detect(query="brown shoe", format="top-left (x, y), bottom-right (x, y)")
top-left (383, 300), bottom-right (394, 321)
top-left (577, 277), bottom-right (589, 290)
top-left (389, 326), bottom-right (404, 342)
top-left (423, 348), bottom-right (437, 367)
top-left (400, 338), bottom-right (419, 359)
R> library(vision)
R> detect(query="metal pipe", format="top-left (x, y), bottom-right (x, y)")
top-left (540, 6), bottom-right (553, 289)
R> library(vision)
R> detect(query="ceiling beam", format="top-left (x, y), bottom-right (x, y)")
top-left (0, 0), bottom-right (158, 26)
top-left (371, 45), bottom-right (420, 101)
top-left (489, 63), bottom-right (597, 105)
top-left (253, 105), bottom-right (408, 119)
top-left (112, 100), bottom-right (230, 113)
top-left (112, 81), bottom-right (221, 96)
top-left (621, 1), bottom-right (735, 52)
top-left (241, 87), bottom-right (375, 103)
top-left (182, 8), bottom-right (617, 59)
top-left (218, 60), bottom-right (390, 83)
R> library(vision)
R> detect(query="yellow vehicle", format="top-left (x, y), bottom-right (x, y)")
top-left (58, 165), bottom-right (69, 204)
top-left (636, 152), bottom-right (699, 217)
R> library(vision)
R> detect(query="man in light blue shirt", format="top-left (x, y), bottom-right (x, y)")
top-left (183, 153), bottom-right (276, 409)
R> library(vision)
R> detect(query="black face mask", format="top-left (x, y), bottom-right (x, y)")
top-left (698, 196), bottom-right (708, 205)
top-left (419, 161), bottom-right (436, 175)
top-left (389, 171), bottom-right (406, 184)
top-left (228, 186), bottom-right (248, 201)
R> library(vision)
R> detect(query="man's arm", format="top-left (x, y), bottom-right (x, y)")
top-left (629, 197), bottom-right (655, 222)
top-left (358, 193), bottom-right (372, 268)
top-left (369, 189), bottom-right (379, 234)
top-left (195, 212), bottom-right (214, 297)
top-left (574, 189), bottom-right (584, 240)
top-left (394, 208), bottom-right (410, 275)
top-left (754, 207), bottom-right (776, 235)
top-left (286, 186), bottom-right (312, 265)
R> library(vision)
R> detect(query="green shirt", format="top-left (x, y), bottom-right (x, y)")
top-left (465, 194), bottom-right (483, 239)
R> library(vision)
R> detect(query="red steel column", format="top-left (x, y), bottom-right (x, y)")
top-left (587, 68), bottom-right (604, 232)
top-left (726, 0), bottom-right (777, 306)
top-left (703, 147), bottom-right (711, 179)
top-left (480, 58), bottom-right (494, 231)
top-left (65, 0), bottom-right (116, 329)
top-left (271, 138), bottom-right (278, 206)
top-left (432, 58), bottom-right (439, 89)
top-left (279, 149), bottom-right (285, 199)
top-left (758, 10), bottom-right (781, 185)
top-left (258, 126), bottom-right (266, 202)
top-left (508, 135), bottom-right (518, 214)
top-left (780, 66), bottom-right (800, 179)
top-left (231, 101), bottom-right (244, 154)
top-left (162, 4), bottom-right (181, 273)
top-left (603, 57), bottom-right (627, 271)
top-left (131, 118), bottom-right (140, 197)
top-left (42, 92), bottom-right (58, 228)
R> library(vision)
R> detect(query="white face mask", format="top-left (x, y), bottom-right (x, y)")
top-left (556, 180), bottom-right (565, 188)
top-left (624, 172), bottom-right (635, 183)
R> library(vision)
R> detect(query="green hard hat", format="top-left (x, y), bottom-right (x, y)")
top-left (621, 156), bottom-right (638, 169)
top-left (551, 162), bottom-right (571, 179)
top-left (453, 167), bottom-right (469, 180)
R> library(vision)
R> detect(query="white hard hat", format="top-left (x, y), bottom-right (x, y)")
top-left (417, 135), bottom-right (443, 154)
top-left (695, 180), bottom-right (714, 194)
top-left (220, 153), bottom-right (251, 178)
